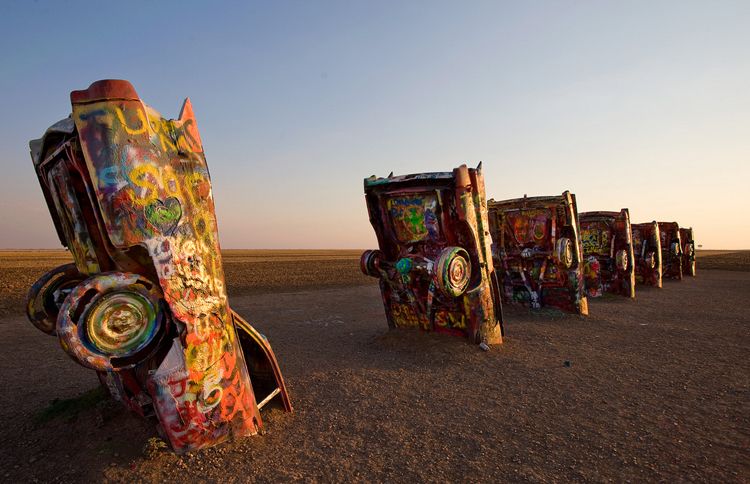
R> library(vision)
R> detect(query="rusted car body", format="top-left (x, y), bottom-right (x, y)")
top-left (658, 222), bottom-right (683, 280)
top-left (361, 164), bottom-right (504, 346)
top-left (579, 210), bottom-right (636, 299)
top-left (27, 80), bottom-right (291, 453)
top-left (679, 227), bottom-right (696, 276)
top-left (487, 192), bottom-right (588, 315)
top-left (631, 222), bottom-right (663, 287)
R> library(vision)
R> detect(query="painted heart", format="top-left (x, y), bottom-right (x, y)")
top-left (145, 197), bottom-right (182, 234)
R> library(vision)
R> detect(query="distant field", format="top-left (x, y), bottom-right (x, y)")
top-left (1, 249), bottom-right (748, 316)
top-left (696, 249), bottom-right (750, 272)
top-left (0, 249), bottom-right (373, 316)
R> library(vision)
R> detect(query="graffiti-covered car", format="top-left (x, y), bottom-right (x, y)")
top-left (27, 80), bottom-right (291, 453)
top-left (680, 227), bottom-right (696, 277)
top-left (487, 191), bottom-right (588, 315)
top-left (361, 164), bottom-right (504, 346)
top-left (579, 210), bottom-right (636, 299)
top-left (658, 222), bottom-right (683, 280)
top-left (631, 222), bottom-right (662, 287)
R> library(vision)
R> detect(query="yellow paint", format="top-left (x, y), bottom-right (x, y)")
top-left (114, 106), bottom-right (150, 135)
top-left (128, 164), bottom-right (161, 204)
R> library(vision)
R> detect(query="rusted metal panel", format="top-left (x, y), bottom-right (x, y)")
top-left (27, 80), bottom-right (291, 453)
top-left (631, 222), bottom-right (663, 287)
top-left (487, 192), bottom-right (588, 315)
top-left (658, 222), bottom-right (683, 280)
top-left (579, 209), bottom-right (636, 299)
top-left (679, 227), bottom-right (696, 277)
top-left (361, 164), bottom-right (504, 346)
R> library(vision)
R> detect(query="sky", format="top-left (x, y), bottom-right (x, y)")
top-left (0, 1), bottom-right (748, 249)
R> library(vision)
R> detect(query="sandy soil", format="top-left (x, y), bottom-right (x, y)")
top-left (0, 250), bottom-right (748, 482)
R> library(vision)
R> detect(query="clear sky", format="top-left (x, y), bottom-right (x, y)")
top-left (0, 1), bottom-right (748, 249)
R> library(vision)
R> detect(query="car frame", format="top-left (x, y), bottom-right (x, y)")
top-left (360, 163), bottom-right (504, 346)
top-left (579, 209), bottom-right (636, 299)
top-left (658, 222), bottom-right (684, 280)
top-left (679, 227), bottom-right (696, 277)
top-left (631, 221), bottom-right (663, 287)
top-left (26, 79), bottom-right (291, 453)
top-left (487, 191), bottom-right (588, 315)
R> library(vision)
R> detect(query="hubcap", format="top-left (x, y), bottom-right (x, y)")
top-left (86, 291), bottom-right (157, 356)
top-left (616, 250), bottom-right (628, 272)
top-left (447, 256), bottom-right (469, 291)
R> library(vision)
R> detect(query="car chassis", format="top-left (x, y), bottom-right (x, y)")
top-left (26, 80), bottom-right (291, 453)
top-left (579, 209), bottom-right (636, 299)
top-left (487, 191), bottom-right (588, 315)
top-left (361, 164), bottom-right (504, 346)
top-left (631, 221), bottom-right (663, 288)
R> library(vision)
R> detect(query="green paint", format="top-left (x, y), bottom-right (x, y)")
top-left (145, 197), bottom-right (182, 233)
top-left (406, 207), bottom-right (424, 234)
top-left (396, 257), bottom-right (413, 275)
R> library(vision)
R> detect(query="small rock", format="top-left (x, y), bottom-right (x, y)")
top-left (564, 360), bottom-right (572, 367)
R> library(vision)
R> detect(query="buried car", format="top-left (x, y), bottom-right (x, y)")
top-left (631, 222), bottom-right (663, 287)
top-left (680, 227), bottom-right (696, 277)
top-left (659, 222), bottom-right (684, 280)
top-left (360, 164), bottom-right (504, 346)
top-left (579, 209), bottom-right (636, 299)
top-left (26, 80), bottom-right (291, 453)
top-left (487, 191), bottom-right (588, 315)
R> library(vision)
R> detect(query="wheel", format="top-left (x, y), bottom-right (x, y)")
top-left (670, 242), bottom-right (680, 257)
top-left (615, 249), bottom-right (629, 272)
top-left (645, 252), bottom-right (657, 269)
top-left (360, 250), bottom-right (383, 277)
top-left (435, 247), bottom-right (471, 297)
top-left (27, 263), bottom-right (87, 335)
top-left (555, 237), bottom-right (574, 269)
top-left (56, 272), bottom-right (167, 371)
top-left (684, 243), bottom-right (694, 259)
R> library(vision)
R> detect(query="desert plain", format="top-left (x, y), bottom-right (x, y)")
top-left (0, 249), bottom-right (748, 482)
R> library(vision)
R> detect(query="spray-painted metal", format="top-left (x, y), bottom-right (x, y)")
top-left (631, 222), bottom-right (663, 287)
top-left (679, 227), bottom-right (696, 277)
top-left (579, 210), bottom-right (636, 299)
top-left (658, 222), bottom-right (683, 280)
top-left (487, 192), bottom-right (588, 315)
top-left (27, 80), bottom-right (291, 453)
top-left (361, 164), bottom-right (504, 346)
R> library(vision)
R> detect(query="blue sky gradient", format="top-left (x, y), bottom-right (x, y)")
top-left (1, 1), bottom-right (748, 248)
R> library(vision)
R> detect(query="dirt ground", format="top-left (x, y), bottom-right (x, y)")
top-left (693, 250), bottom-right (750, 272)
top-left (0, 250), bottom-right (748, 482)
